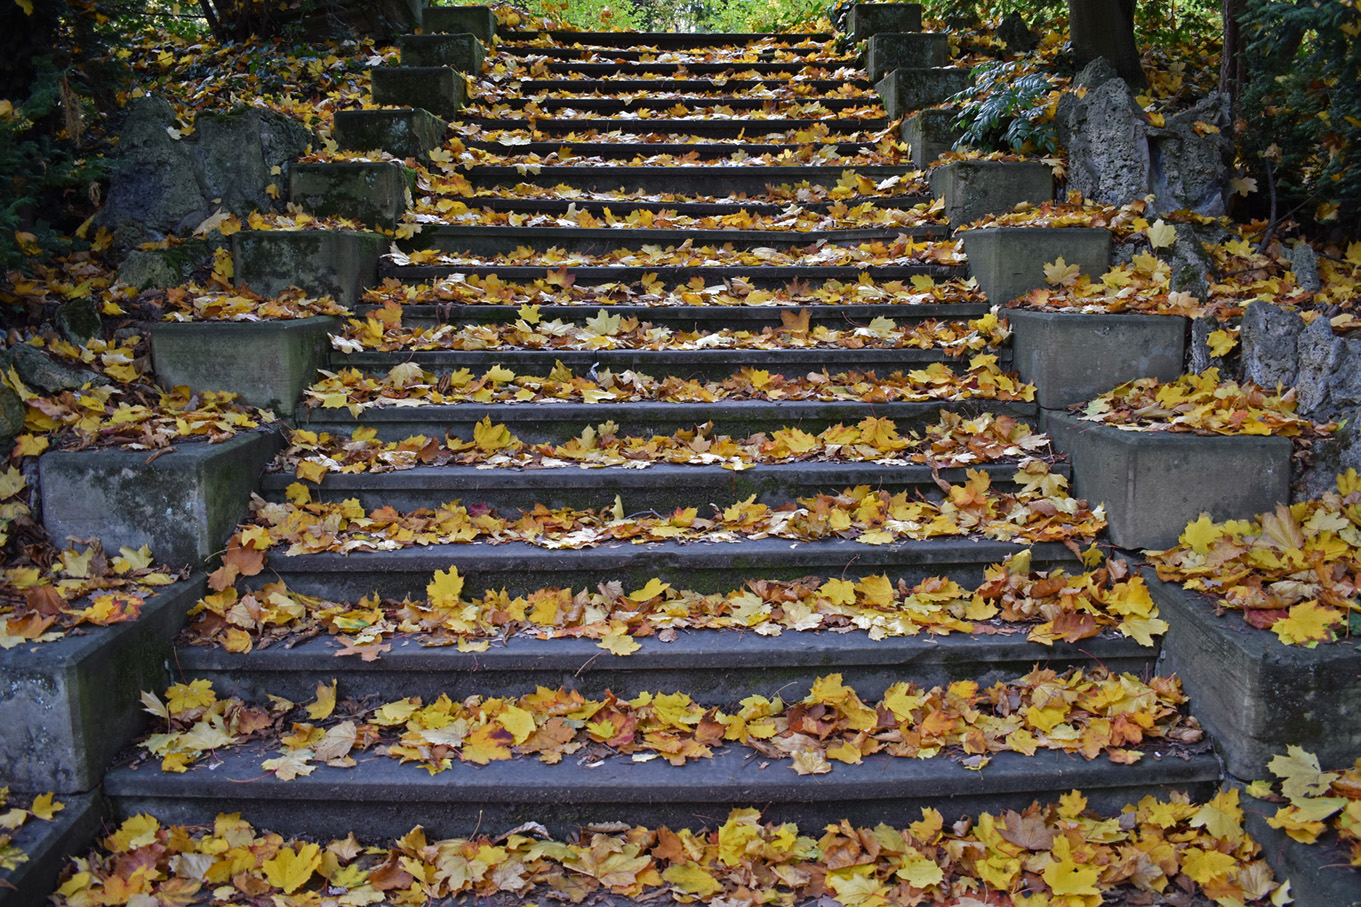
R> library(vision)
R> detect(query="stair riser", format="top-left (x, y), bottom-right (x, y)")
top-left (428, 197), bottom-right (928, 217)
top-left (253, 539), bottom-right (1081, 601)
top-left (383, 266), bottom-right (961, 288)
top-left (485, 97), bottom-right (878, 113)
top-left (298, 401), bottom-right (1035, 445)
top-left (511, 78), bottom-right (873, 93)
top-left (402, 227), bottom-right (939, 256)
top-left (462, 166), bottom-right (910, 194)
top-left (497, 30), bottom-right (836, 48)
top-left (260, 462), bottom-right (1058, 514)
top-left (464, 141), bottom-right (893, 159)
top-left (460, 116), bottom-right (890, 136)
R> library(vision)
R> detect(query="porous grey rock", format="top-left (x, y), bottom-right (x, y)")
top-left (1150, 93), bottom-right (1232, 216)
top-left (1298, 414), bottom-right (1361, 500)
top-left (1189, 315), bottom-right (1240, 377)
top-left (1058, 76), bottom-right (1149, 207)
top-left (117, 242), bottom-right (211, 291)
top-left (1240, 300), bottom-right (1303, 390)
top-left (1292, 242), bottom-right (1323, 294)
top-left (4, 345), bottom-right (107, 394)
top-left (0, 383), bottom-right (25, 443)
top-left (55, 298), bottom-right (102, 345)
top-left (1167, 223), bottom-right (1228, 300)
top-left (192, 107), bottom-right (312, 217)
top-left (1295, 317), bottom-right (1361, 417)
top-left (996, 12), bottom-right (1037, 52)
top-left (1072, 56), bottom-right (1122, 92)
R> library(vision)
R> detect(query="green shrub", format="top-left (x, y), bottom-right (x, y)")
top-left (951, 61), bottom-right (1060, 155)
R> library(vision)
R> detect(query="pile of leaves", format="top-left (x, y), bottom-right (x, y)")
top-left (333, 306), bottom-right (1008, 355)
top-left (1076, 370), bottom-right (1331, 439)
top-left (0, 789), bottom-right (64, 873)
top-left (275, 410), bottom-right (1050, 478)
top-left (183, 552), bottom-right (1166, 655)
top-left (1148, 470), bottom-right (1361, 648)
top-left (1250, 746), bottom-right (1361, 861)
top-left (240, 463), bottom-right (1103, 556)
top-left (136, 666), bottom-right (1200, 777)
top-left (159, 284), bottom-right (348, 323)
top-left (51, 793), bottom-right (1288, 907)
top-left (303, 357), bottom-right (1035, 414)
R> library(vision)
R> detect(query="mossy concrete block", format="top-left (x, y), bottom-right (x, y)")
top-left (422, 4), bottom-right (495, 42)
top-left (865, 32), bottom-right (947, 83)
top-left (399, 32), bottom-right (485, 73)
top-left (1047, 411), bottom-right (1292, 550)
top-left (0, 791), bottom-right (104, 907)
top-left (370, 66), bottom-right (467, 120)
top-left (901, 108), bottom-right (965, 168)
top-left (930, 160), bottom-right (1055, 228)
top-left (1237, 783), bottom-right (1361, 907)
top-left (876, 67), bottom-right (971, 119)
top-left (961, 226), bottom-right (1110, 304)
top-left (332, 107), bottom-right (448, 161)
top-left (848, 3), bottom-right (922, 42)
top-left (39, 434), bottom-right (278, 567)
top-left (1008, 309), bottom-right (1186, 409)
top-left (290, 162), bottom-right (411, 229)
top-left (1149, 575), bottom-right (1361, 782)
top-left (0, 577), bottom-right (203, 792)
top-left (232, 230), bottom-right (383, 307)
top-left (150, 316), bottom-right (340, 417)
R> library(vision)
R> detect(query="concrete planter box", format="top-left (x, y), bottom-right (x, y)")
top-left (233, 229), bottom-right (384, 307)
top-left (901, 108), bottom-right (964, 168)
top-left (876, 67), bottom-right (971, 119)
top-left (930, 160), bottom-right (1055, 229)
top-left (332, 107), bottom-right (448, 161)
top-left (1237, 784), bottom-right (1361, 907)
top-left (0, 577), bottom-right (203, 791)
top-left (865, 32), bottom-right (947, 83)
top-left (961, 226), bottom-right (1110, 304)
top-left (371, 65), bottom-right (468, 120)
top-left (1007, 309), bottom-right (1186, 409)
top-left (422, 4), bottom-right (495, 42)
top-left (848, 3), bottom-right (922, 42)
top-left (399, 32), bottom-right (485, 73)
top-left (1047, 412), bottom-right (1291, 550)
top-left (40, 434), bottom-right (277, 567)
top-left (290, 161), bottom-right (411, 229)
top-left (0, 791), bottom-right (103, 907)
top-left (151, 316), bottom-right (339, 418)
top-left (1148, 574), bottom-right (1361, 781)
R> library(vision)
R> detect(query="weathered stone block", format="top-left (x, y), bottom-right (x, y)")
top-left (151, 317), bottom-right (339, 418)
top-left (1008, 309), bottom-right (1186, 410)
top-left (371, 66), bottom-right (468, 120)
top-left (40, 434), bottom-right (277, 567)
top-left (930, 160), bottom-right (1054, 229)
top-left (422, 4), bottom-right (495, 42)
top-left (0, 578), bottom-right (203, 791)
top-left (290, 161), bottom-right (411, 229)
top-left (1238, 784), bottom-right (1361, 907)
top-left (1240, 299), bottom-right (1304, 390)
top-left (1047, 411), bottom-right (1292, 550)
top-left (232, 230), bottom-right (384, 307)
top-left (875, 66), bottom-right (971, 119)
top-left (399, 32), bottom-right (485, 73)
top-left (1149, 574), bottom-right (1361, 781)
top-left (961, 226), bottom-right (1110, 304)
top-left (0, 791), bottom-right (104, 907)
top-left (332, 107), bottom-right (448, 161)
top-left (848, 3), bottom-right (923, 42)
top-left (865, 32), bottom-right (947, 83)
top-left (1294, 316), bottom-right (1361, 418)
top-left (901, 108), bottom-right (964, 168)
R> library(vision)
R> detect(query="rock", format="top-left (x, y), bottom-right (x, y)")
top-left (55, 298), bottom-right (102, 346)
top-left (1292, 242), bottom-right (1323, 294)
top-left (996, 12), bottom-right (1037, 52)
top-left (1058, 76), bottom-right (1150, 206)
top-left (1072, 57), bottom-right (1122, 92)
top-left (5, 344), bottom-right (108, 394)
top-left (98, 97), bottom-right (206, 246)
top-left (0, 383), bottom-right (25, 443)
top-left (1167, 223), bottom-right (1228, 300)
top-left (1291, 317), bottom-right (1361, 417)
top-left (1299, 414), bottom-right (1361, 500)
top-left (1240, 300), bottom-right (1303, 390)
top-left (116, 243), bottom-right (212, 291)
top-left (192, 108), bottom-right (312, 218)
top-left (1149, 93), bottom-right (1232, 216)
top-left (1189, 315), bottom-right (1240, 377)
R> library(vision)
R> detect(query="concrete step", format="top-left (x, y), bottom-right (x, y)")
top-left (173, 624), bottom-right (1145, 711)
top-left (460, 140), bottom-right (894, 159)
top-left (382, 263), bottom-right (961, 288)
top-left (509, 77), bottom-right (874, 93)
top-left (417, 197), bottom-right (928, 218)
top-left (399, 224), bottom-right (941, 255)
top-left (298, 399), bottom-right (1036, 444)
top-left (104, 745), bottom-right (1221, 839)
top-left (459, 164), bottom-right (910, 194)
top-left (460, 115), bottom-right (890, 136)
top-left (509, 61), bottom-right (865, 78)
top-left (476, 95), bottom-right (881, 113)
top-left (245, 534), bottom-right (1079, 602)
top-left (260, 460), bottom-right (1058, 513)
top-left (495, 30), bottom-right (837, 49)
top-left (352, 302), bottom-right (990, 331)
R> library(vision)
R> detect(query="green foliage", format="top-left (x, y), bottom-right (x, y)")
top-left (526, 0), bottom-right (643, 30)
top-left (0, 57), bottom-right (107, 270)
top-left (951, 61), bottom-right (1059, 155)
top-left (1239, 0), bottom-right (1361, 234)
top-left (702, 0), bottom-right (828, 32)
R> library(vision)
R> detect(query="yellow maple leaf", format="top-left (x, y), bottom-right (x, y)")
top-left (1179, 513), bottom-right (1225, 554)
top-left (29, 792), bottom-right (63, 821)
top-left (1190, 787), bottom-right (1242, 840)
top-left (1146, 219), bottom-right (1177, 249)
top-left (662, 862), bottom-right (723, 897)
top-left (1044, 257), bottom-right (1081, 287)
top-left (1271, 601), bottom-right (1342, 647)
top-left (1206, 329), bottom-right (1239, 358)
top-left (262, 842), bottom-right (321, 894)
top-left (1180, 846), bottom-right (1239, 884)
top-left (427, 567), bottom-right (465, 605)
top-left (108, 813), bottom-right (160, 852)
top-left (598, 631), bottom-right (641, 656)
top-left (306, 680), bottom-right (337, 720)
top-left (628, 577), bottom-right (671, 602)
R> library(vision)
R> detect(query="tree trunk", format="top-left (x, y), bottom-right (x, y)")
top-left (1219, 0), bottom-right (1244, 112)
top-left (1068, 0), bottom-right (1146, 87)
